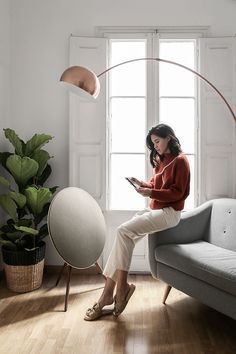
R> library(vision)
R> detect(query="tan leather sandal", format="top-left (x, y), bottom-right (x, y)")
top-left (84, 302), bottom-right (114, 321)
top-left (113, 284), bottom-right (136, 317)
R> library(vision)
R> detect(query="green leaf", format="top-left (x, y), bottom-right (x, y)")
top-left (16, 238), bottom-right (27, 249)
top-left (4, 128), bottom-right (23, 156)
top-left (0, 240), bottom-right (17, 250)
top-left (0, 233), bottom-right (9, 240)
top-left (25, 134), bottom-right (53, 157)
top-left (0, 152), bottom-right (12, 169)
top-left (6, 154), bottom-right (39, 186)
top-left (24, 186), bottom-right (52, 215)
top-left (49, 186), bottom-right (58, 195)
top-left (39, 223), bottom-right (48, 237)
top-left (24, 246), bottom-right (39, 251)
top-left (7, 218), bottom-right (15, 226)
top-left (37, 164), bottom-right (52, 185)
top-left (17, 207), bottom-right (28, 219)
top-left (0, 194), bottom-right (17, 220)
top-left (14, 225), bottom-right (39, 235)
top-left (16, 219), bottom-right (32, 227)
top-left (34, 202), bottom-right (50, 225)
top-left (20, 139), bottom-right (26, 155)
top-left (0, 221), bottom-right (15, 233)
top-left (9, 191), bottom-right (26, 208)
top-left (0, 175), bottom-right (10, 188)
top-left (31, 149), bottom-right (51, 177)
top-left (6, 231), bottom-right (23, 241)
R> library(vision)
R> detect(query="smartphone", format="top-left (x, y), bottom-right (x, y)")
top-left (125, 177), bottom-right (139, 189)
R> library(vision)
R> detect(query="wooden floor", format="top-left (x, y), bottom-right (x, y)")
top-left (0, 272), bottom-right (236, 354)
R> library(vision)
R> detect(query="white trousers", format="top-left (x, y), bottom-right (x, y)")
top-left (102, 206), bottom-right (181, 282)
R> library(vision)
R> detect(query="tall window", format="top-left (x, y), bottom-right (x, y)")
top-left (108, 40), bottom-right (147, 210)
top-left (159, 40), bottom-right (196, 210)
top-left (108, 37), bottom-right (197, 211)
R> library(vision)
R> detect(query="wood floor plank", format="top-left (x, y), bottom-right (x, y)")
top-left (0, 273), bottom-right (236, 354)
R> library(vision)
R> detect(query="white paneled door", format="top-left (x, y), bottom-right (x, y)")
top-left (199, 37), bottom-right (236, 203)
top-left (69, 36), bottom-right (107, 210)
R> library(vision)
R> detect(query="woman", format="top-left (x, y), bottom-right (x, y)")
top-left (84, 123), bottom-right (190, 321)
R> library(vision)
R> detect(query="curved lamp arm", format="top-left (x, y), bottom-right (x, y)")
top-left (60, 57), bottom-right (236, 124)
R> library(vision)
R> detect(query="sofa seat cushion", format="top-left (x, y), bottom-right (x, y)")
top-left (155, 240), bottom-right (236, 296)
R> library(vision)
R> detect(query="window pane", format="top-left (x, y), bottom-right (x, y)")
top-left (110, 154), bottom-right (145, 210)
top-left (110, 41), bottom-right (146, 96)
top-left (159, 41), bottom-right (195, 96)
top-left (160, 42), bottom-right (195, 69)
top-left (111, 98), bottom-right (146, 153)
top-left (160, 98), bottom-right (195, 153)
top-left (183, 154), bottom-right (195, 211)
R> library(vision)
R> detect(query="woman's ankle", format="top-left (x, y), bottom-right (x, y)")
top-left (98, 293), bottom-right (114, 307)
top-left (116, 283), bottom-right (130, 297)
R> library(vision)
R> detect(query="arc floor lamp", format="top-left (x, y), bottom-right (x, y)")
top-left (49, 57), bottom-right (236, 311)
top-left (60, 57), bottom-right (236, 124)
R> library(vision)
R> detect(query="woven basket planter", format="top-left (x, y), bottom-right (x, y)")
top-left (2, 241), bottom-right (46, 293)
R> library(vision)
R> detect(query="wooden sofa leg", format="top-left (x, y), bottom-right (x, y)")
top-left (162, 284), bottom-right (172, 304)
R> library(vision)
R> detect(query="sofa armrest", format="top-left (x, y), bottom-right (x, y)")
top-left (148, 200), bottom-right (213, 275)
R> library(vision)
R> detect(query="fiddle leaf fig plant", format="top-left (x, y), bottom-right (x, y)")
top-left (0, 128), bottom-right (58, 252)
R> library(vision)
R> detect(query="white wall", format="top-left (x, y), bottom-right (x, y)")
top-left (0, 0), bottom-right (10, 271)
top-left (0, 0), bottom-right (10, 143)
top-left (5, 0), bottom-right (236, 265)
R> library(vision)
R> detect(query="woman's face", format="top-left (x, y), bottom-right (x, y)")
top-left (151, 134), bottom-right (170, 155)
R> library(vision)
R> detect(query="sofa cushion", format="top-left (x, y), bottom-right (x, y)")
top-left (155, 240), bottom-right (236, 296)
top-left (204, 198), bottom-right (236, 251)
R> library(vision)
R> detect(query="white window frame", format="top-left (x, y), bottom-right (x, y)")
top-left (159, 37), bottom-right (199, 209)
top-left (97, 26), bottom-right (208, 210)
top-left (107, 36), bottom-right (149, 210)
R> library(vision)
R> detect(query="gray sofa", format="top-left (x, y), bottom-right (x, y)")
top-left (148, 198), bottom-right (236, 320)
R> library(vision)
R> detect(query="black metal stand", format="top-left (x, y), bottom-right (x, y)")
top-left (55, 262), bottom-right (106, 311)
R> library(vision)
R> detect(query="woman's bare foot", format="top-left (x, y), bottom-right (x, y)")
top-left (97, 293), bottom-right (114, 309)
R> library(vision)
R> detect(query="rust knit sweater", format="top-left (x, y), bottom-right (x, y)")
top-left (140, 153), bottom-right (190, 211)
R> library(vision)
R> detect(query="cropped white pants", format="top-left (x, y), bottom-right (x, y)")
top-left (102, 206), bottom-right (181, 282)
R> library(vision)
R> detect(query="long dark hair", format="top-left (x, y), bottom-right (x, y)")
top-left (146, 124), bottom-right (182, 168)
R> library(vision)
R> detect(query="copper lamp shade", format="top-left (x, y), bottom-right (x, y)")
top-left (60, 58), bottom-right (236, 124)
top-left (60, 65), bottom-right (100, 100)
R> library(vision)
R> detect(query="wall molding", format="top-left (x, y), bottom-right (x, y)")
top-left (96, 26), bottom-right (210, 36)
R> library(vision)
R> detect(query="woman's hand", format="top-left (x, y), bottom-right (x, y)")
top-left (136, 187), bottom-right (152, 197)
top-left (130, 177), bottom-right (141, 187)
